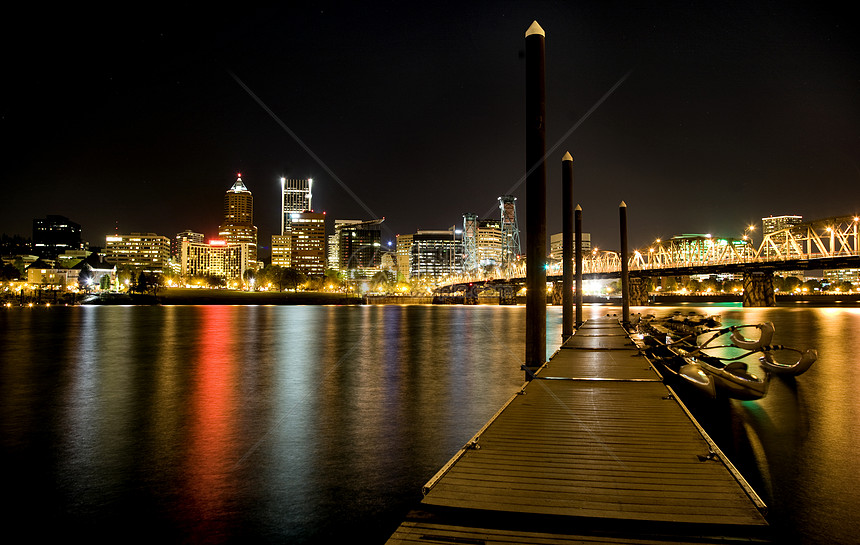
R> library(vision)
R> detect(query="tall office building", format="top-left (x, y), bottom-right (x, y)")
top-left (33, 215), bottom-right (84, 259)
top-left (327, 233), bottom-right (340, 270)
top-left (395, 233), bottom-right (413, 280)
top-left (335, 219), bottom-right (384, 277)
top-left (172, 230), bottom-right (204, 259)
top-left (762, 215), bottom-right (803, 235)
top-left (476, 219), bottom-right (504, 268)
top-left (550, 231), bottom-right (592, 259)
top-left (219, 174), bottom-right (258, 267)
top-left (280, 178), bottom-right (313, 234)
top-left (289, 211), bottom-right (326, 277)
top-left (273, 177), bottom-right (325, 275)
top-left (463, 215), bottom-right (507, 271)
top-left (762, 214), bottom-right (803, 264)
top-left (396, 229), bottom-right (462, 279)
top-left (271, 234), bottom-right (292, 268)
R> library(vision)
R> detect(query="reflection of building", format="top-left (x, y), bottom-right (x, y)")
top-left (335, 219), bottom-right (384, 278)
top-left (289, 211), bottom-right (326, 277)
top-left (33, 215), bottom-right (84, 259)
top-left (218, 174), bottom-right (258, 267)
top-left (549, 231), bottom-right (592, 259)
top-left (396, 229), bottom-right (461, 279)
top-left (105, 233), bottom-right (171, 273)
top-left (180, 239), bottom-right (250, 281)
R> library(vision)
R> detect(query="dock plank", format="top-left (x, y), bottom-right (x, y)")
top-left (386, 317), bottom-right (769, 544)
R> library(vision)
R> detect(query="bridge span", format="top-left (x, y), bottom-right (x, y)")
top-left (438, 215), bottom-right (860, 307)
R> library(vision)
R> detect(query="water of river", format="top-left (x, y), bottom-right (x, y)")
top-left (1, 303), bottom-right (857, 544)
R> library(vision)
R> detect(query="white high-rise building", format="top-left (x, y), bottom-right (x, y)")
top-left (280, 178), bottom-right (313, 235)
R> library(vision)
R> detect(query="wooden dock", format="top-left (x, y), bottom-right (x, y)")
top-left (386, 316), bottom-right (769, 544)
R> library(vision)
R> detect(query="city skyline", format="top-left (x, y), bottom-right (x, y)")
top-left (2, 3), bottom-right (857, 251)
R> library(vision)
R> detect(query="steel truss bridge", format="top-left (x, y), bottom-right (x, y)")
top-left (438, 215), bottom-right (860, 291)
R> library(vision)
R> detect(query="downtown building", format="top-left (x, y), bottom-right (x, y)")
top-left (333, 219), bottom-right (385, 279)
top-left (288, 211), bottom-right (326, 277)
top-left (179, 239), bottom-right (250, 282)
top-left (762, 214), bottom-right (804, 277)
top-left (549, 231), bottom-right (592, 260)
top-left (172, 230), bottom-right (204, 259)
top-left (462, 216), bottom-right (512, 271)
top-left (218, 174), bottom-right (259, 268)
top-left (396, 229), bottom-right (462, 280)
top-left (272, 177), bottom-right (326, 276)
top-left (104, 233), bottom-right (171, 273)
top-left (32, 215), bottom-right (84, 260)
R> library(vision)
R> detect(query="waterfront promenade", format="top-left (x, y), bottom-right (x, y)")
top-left (386, 316), bottom-right (769, 544)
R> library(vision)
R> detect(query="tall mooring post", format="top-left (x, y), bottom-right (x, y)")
top-left (575, 204), bottom-right (583, 328)
top-left (620, 201), bottom-right (630, 330)
top-left (562, 152), bottom-right (574, 341)
top-left (524, 20), bottom-right (547, 379)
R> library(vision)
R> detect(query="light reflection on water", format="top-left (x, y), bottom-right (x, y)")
top-left (0, 303), bottom-right (857, 543)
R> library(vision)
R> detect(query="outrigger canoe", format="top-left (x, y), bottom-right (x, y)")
top-left (639, 316), bottom-right (817, 401)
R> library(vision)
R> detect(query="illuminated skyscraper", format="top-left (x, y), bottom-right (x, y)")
top-left (396, 229), bottom-right (462, 279)
top-left (280, 177), bottom-right (313, 235)
top-left (219, 174), bottom-right (258, 267)
top-left (289, 211), bottom-right (326, 277)
top-left (335, 219), bottom-right (384, 278)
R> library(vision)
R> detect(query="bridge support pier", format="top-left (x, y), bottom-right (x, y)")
top-left (498, 285), bottom-right (517, 305)
top-left (628, 277), bottom-right (649, 306)
top-left (551, 281), bottom-right (563, 305)
top-left (464, 284), bottom-right (479, 305)
top-left (743, 271), bottom-right (775, 307)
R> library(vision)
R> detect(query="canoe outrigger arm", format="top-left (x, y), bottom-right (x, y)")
top-left (729, 322), bottom-right (774, 351)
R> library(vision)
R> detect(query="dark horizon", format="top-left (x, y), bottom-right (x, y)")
top-left (2, 2), bottom-right (857, 253)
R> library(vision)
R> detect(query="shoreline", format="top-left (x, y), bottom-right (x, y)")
top-left (7, 288), bottom-right (855, 307)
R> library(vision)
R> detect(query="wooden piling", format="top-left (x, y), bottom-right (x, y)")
top-left (524, 21), bottom-right (547, 377)
top-left (562, 152), bottom-right (573, 340)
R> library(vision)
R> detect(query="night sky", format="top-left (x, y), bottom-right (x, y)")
top-left (2, 2), bottom-right (857, 256)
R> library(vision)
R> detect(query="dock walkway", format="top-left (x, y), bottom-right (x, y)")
top-left (386, 316), bottom-right (769, 544)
